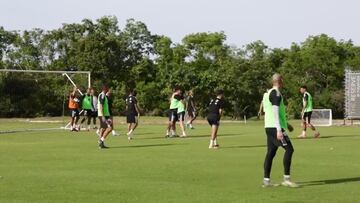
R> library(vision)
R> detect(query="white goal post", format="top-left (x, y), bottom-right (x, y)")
top-left (0, 69), bottom-right (91, 132)
top-left (310, 109), bottom-right (333, 127)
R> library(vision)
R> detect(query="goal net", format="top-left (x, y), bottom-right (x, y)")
top-left (310, 109), bottom-right (333, 126)
top-left (0, 69), bottom-right (91, 134)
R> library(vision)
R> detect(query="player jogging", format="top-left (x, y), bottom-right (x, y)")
top-left (68, 87), bottom-right (80, 132)
top-left (262, 73), bottom-right (297, 188)
top-left (299, 86), bottom-right (320, 138)
top-left (106, 90), bottom-right (119, 136)
top-left (185, 90), bottom-right (196, 129)
top-left (126, 90), bottom-right (140, 140)
top-left (80, 88), bottom-right (94, 131)
top-left (166, 87), bottom-right (181, 138)
top-left (177, 92), bottom-right (187, 137)
top-left (97, 85), bottom-right (112, 149)
top-left (207, 89), bottom-right (225, 149)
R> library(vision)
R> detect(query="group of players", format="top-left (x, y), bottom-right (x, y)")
top-left (67, 73), bottom-right (320, 187)
top-left (68, 85), bottom-right (140, 148)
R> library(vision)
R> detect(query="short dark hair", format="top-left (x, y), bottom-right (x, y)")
top-left (301, 85), bottom-right (307, 90)
top-left (130, 89), bottom-right (137, 96)
top-left (215, 89), bottom-right (224, 96)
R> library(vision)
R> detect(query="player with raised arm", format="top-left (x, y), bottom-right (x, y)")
top-left (166, 87), bottom-right (181, 138)
top-left (79, 88), bottom-right (93, 131)
top-left (126, 90), bottom-right (141, 140)
top-left (68, 87), bottom-right (80, 132)
top-left (207, 89), bottom-right (225, 149)
top-left (97, 84), bottom-right (112, 149)
top-left (262, 73), bottom-right (297, 188)
top-left (299, 86), bottom-right (320, 138)
top-left (185, 90), bottom-right (197, 129)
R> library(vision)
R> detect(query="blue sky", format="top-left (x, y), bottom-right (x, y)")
top-left (1, 0), bottom-right (359, 48)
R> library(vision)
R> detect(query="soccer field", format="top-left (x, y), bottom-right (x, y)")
top-left (0, 118), bottom-right (359, 203)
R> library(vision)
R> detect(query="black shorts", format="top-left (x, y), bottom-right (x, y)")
top-left (178, 112), bottom-right (185, 122)
top-left (127, 114), bottom-right (138, 123)
top-left (207, 117), bottom-right (220, 126)
top-left (82, 109), bottom-right (92, 117)
top-left (99, 116), bottom-right (111, 128)
top-left (70, 109), bottom-right (79, 118)
top-left (265, 128), bottom-right (292, 148)
top-left (91, 111), bottom-right (98, 117)
top-left (168, 109), bottom-right (178, 122)
top-left (187, 109), bottom-right (196, 118)
top-left (303, 111), bottom-right (312, 123)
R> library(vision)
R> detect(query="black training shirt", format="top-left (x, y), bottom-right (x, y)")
top-left (126, 95), bottom-right (138, 114)
top-left (269, 89), bottom-right (281, 106)
top-left (207, 97), bottom-right (224, 118)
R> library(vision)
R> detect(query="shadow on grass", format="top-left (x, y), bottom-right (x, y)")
top-left (139, 133), bottom-right (241, 140)
top-left (222, 144), bottom-right (266, 149)
top-left (110, 143), bottom-right (187, 149)
top-left (299, 177), bottom-right (360, 186)
top-left (293, 134), bottom-right (359, 140)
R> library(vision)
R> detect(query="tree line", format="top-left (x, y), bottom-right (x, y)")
top-left (1, 16), bottom-right (360, 118)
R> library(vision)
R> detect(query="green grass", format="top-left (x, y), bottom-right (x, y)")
top-left (0, 118), bottom-right (359, 203)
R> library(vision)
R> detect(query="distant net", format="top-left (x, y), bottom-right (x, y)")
top-left (0, 69), bottom-right (90, 134)
top-left (311, 109), bottom-right (333, 127)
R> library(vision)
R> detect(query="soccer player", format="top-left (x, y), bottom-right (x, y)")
top-left (207, 89), bottom-right (225, 149)
top-left (97, 84), bottom-right (112, 149)
top-left (125, 90), bottom-right (140, 140)
top-left (185, 90), bottom-right (196, 129)
top-left (90, 88), bottom-right (98, 129)
top-left (299, 86), bottom-right (320, 138)
top-left (262, 73), bottom-right (297, 188)
top-left (79, 88), bottom-right (93, 131)
top-left (106, 90), bottom-right (119, 136)
top-left (177, 92), bottom-right (187, 137)
top-left (166, 87), bottom-right (181, 138)
top-left (258, 89), bottom-right (269, 118)
top-left (68, 87), bottom-right (80, 132)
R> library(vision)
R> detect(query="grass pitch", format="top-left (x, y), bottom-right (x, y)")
top-left (0, 118), bottom-right (359, 203)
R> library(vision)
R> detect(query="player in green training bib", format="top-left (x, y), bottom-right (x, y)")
top-left (299, 85), bottom-right (320, 138)
top-left (97, 84), bottom-right (112, 149)
top-left (80, 88), bottom-right (94, 131)
top-left (262, 73), bottom-right (298, 188)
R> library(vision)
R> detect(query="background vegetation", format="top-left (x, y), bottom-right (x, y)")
top-left (1, 16), bottom-right (360, 118)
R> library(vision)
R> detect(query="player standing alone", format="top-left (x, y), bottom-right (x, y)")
top-left (262, 73), bottom-right (297, 187)
top-left (207, 89), bottom-right (225, 149)
top-left (185, 90), bottom-right (196, 129)
top-left (299, 86), bottom-right (320, 138)
top-left (126, 90), bottom-right (140, 140)
top-left (97, 85), bottom-right (112, 149)
top-left (68, 87), bottom-right (80, 132)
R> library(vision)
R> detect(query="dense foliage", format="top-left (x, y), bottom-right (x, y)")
top-left (1, 16), bottom-right (360, 118)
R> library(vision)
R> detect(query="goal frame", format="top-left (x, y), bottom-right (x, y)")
top-left (0, 69), bottom-right (91, 131)
top-left (311, 109), bottom-right (333, 127)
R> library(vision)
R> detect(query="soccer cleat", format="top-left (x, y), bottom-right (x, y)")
top-left (98, 141), bottom-right (109, 149)
top-left (314, 132), bottom-right (320, 138)
top-left (297, 135), bottom-right (306, 139)
top-left (281, 180), bottom-right (299, 188)
top-left (262, 180), bottom-right (280, 188)
top-left (213, 144), bottom-right (220, 149)
top-left (128, 136), bottom-right (133, 140)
